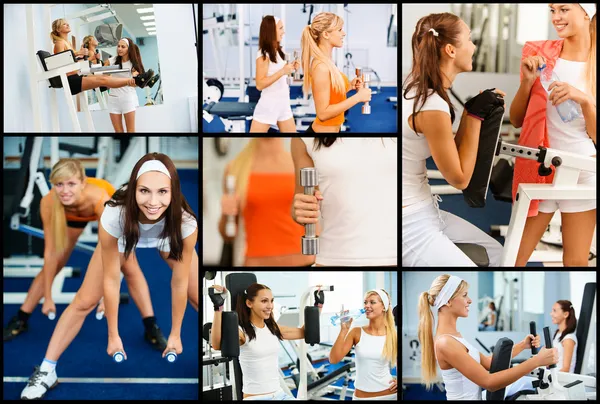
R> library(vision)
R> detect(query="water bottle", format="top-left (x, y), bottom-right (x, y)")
top-left (330, 306), bottom-right (366, 326)
top-left (538, 64), bottom-right (583, 123)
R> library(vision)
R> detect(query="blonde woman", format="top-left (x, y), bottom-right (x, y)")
top-left (219, 138), bottom-right (316, 266)
top-left (300, 12), bottom-right (371, 133)
top-left (329, 289), bottom-right (398, 400)
top-left (50, 19), bottom-right (153, 98)
top-left (417, 274), bottom-right (559, 400)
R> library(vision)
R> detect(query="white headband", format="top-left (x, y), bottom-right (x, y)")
top-left (370, 289), bottom-right (390, 311)
top-left (274, 16), bottom-right (280, 25)
top-left (433, 276), bottom-right (463, 312)
top-left (136, 160), bottom-right (171, 180)
top-left (579, 4), bottom-right (596, 20)
top-left (119, 38), bottom-right (130, 47)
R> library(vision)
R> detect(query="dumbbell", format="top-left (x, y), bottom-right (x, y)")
top-left (225, 175), bottom-right (236, 237)
top-left (285, 52), bottom-right (293, 86)
top-left (293, 50), bottom-right (301, 80)
top-left (300, 168), bottom-right (319, 255)
top-left (95, 293), bottom-right (130, 320)
top-left (355, 67), bottom-right (371, 115)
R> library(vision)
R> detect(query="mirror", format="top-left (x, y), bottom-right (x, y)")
top-left (478, 272), bottom-right (523, 332)
top-left (55, 3), bottom-right (163, 108)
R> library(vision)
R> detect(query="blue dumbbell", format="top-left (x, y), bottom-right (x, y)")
top-left (113, 351), bottom-right (125, 363)
top-left (166, 351), bottom-right (177, 363)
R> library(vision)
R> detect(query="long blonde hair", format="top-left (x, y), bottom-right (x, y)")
top-left (226, 139), bottom-right (260, 211)
top-left (300, 12), bottom-right (346, 98)
top-left (50, 18), bottom-right (73, 51)
top-left (48, 159), bottom-right (87, 255)
top-left (364, 289), bottom-right (397, 367)
top-left (583, 12), bottom-right (596, 99)
top-left (417, 274), bottom-right (469, 391)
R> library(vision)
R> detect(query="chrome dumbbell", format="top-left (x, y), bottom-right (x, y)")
top-left (293, 50), bottom-right (301, 80)
top-left (300, 168), bottom-right (319, 255)
top-left (355, 67), bottom-right (371, 115)
top-left (225, 175), bottom-right (236, 237)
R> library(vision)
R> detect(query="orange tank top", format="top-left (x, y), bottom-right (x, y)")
top-left (64, 177), bottom-right (116, 222)
top-left (242, 172), bottom-right (305, 258)
top-left (313, 66), bottom-right (350, 126)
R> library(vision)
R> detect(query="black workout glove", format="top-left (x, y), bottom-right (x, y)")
top-left (314, 289), bottom-right (325, 308)
top-left (209, 289), bottom-right (226, 312)
top-left (464, 88), bottom-right (505, 121)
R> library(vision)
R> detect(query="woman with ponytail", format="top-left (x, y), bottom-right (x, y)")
top-left (300, 12), bottom-right (370, 133)
top-left (418, 274), bottom-right (559, 400)
top-left (219, 138), bottom-right (316, 266)
top-left (402, 4), bottom-right (596, 267)
top-left (210, 282), bottom-right (323, 400)
top-left (550, 300), bottom-right (578, 372)
top-left (329, 289), bottom-right (397, 400)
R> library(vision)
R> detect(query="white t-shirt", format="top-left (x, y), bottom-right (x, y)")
top-left (238, 323), bottom-right (281, 395)
top-left (256, 49), bottom-right (289, 96)
top-left (545, 58), bottom-right (595, 156)
top-left (301, 137), bottom-right (397, 266)
top-left (100, 204), bottom-right (197, 253)
top-left (402, 88), bottom-right (454, 208)
top-left (553, 330), bottom-right (578, 373)
top-left (107, 56), bottom-right (138, 99)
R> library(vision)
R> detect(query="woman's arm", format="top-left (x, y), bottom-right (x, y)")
top-left (561, 339), bottom-right (575, 372)
top-left (170, 228), bottom-right (197, 336)
top-left (40, 196), bottom-right (59, 302)
top-left (98, 221), bottom-right (121, 338)
top-left (312, 63), bottom-right (360, 122)
top-left (581, 97), bottom-right (596, 145)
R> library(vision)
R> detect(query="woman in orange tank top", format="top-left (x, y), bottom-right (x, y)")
top-left (219, 138), bottom-right (317, 266)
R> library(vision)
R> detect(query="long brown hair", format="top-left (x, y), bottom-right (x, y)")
top-left (403, 13), bottom-right (461, 136)
top-left (105, 152), bottom-right (197, 261)
top-left (258, 16), bottom-right (285, 65)
top-left (552, 300), bottom-right (577, 343)
top-left (235, 283), bottom-right (283, 342)
top-left (114, 37), bottom-right (145, 75)
top-left (417, 274), bottom-right (469, 391)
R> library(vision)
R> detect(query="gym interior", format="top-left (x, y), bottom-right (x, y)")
top-left (203, 270), bottom-right (398, 400)
top-left (203, 4), bottom-right (398, 133)
top-left (3, 4), bottom-right (198, 132)
top-left (402, 271), bottom-right (597, 400)
top-left (402, 4), bottom-right (597, 267)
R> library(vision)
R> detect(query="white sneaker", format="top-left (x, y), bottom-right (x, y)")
top-left (20, 366), bottom-right (58, 400)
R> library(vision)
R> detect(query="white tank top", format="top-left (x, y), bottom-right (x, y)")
top-left (354, 327), bottom-right (394, 392)
top-left (300, 137), bottom-right (397, 266)
top-left (238, 323), bottom-right (281, 394)
top-left (436, 335), bottom-right (482, 400)
top-left (256, 49), bottom-right (289, 97)
top-left (107, 56), bottom-right (138, 99)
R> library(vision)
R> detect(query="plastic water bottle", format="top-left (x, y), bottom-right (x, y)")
top-left (330, 306), bottom-right (366, 326)
top-left (538, 64), bottom-right (583, 123)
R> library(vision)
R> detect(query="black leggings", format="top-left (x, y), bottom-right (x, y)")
top-left (67, 74), bottom-right (83, 95)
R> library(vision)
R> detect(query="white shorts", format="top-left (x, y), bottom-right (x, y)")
top-left (252, 93), bottom-right (293, 126)
top-left (352, 392), bottom-right (397, 400)
top-left (538, 169), bottom-right (596, 213)
top-left (402, 194), bottom-right (503, 267)
top-left (108, 93), bottom-right (138, 115)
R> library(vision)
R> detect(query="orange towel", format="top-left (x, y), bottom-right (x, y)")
top-left (512, 39), bottom-right (563, 217)
top-left (242, 172), bottom-right (305, 258)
